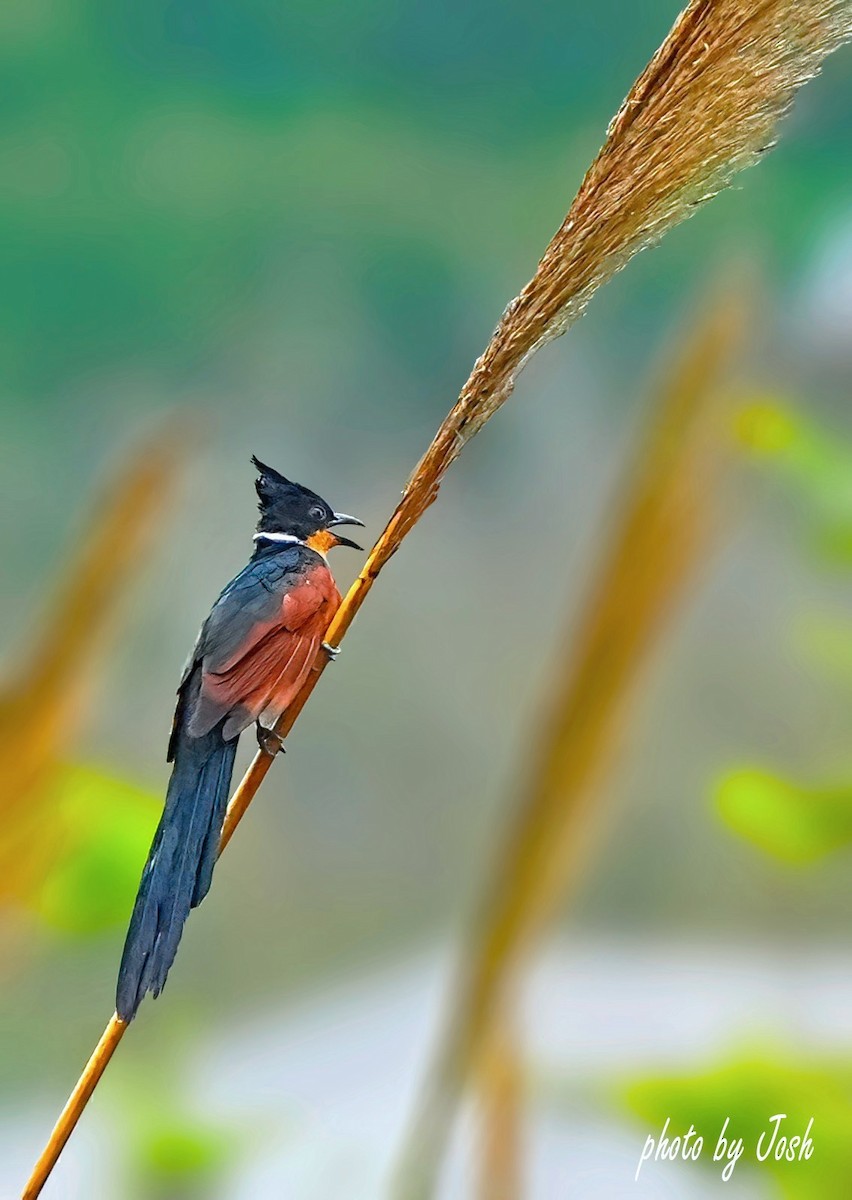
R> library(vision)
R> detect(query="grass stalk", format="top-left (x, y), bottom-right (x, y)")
top-left (475, 991), bottom-right (523, 1200)
top-left (0, 427), bottom-right (183, 902)
top-left (22, 1017), bottom-right (128, 1200)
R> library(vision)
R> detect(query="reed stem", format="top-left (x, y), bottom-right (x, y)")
top-left (22, 1016), bottom-right (128, 1200)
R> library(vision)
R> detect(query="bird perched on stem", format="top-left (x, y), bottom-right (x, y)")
top-left (116, 457), bottom-right (363, 1021)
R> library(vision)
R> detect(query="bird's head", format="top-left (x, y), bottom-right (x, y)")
top-left (252, 456), bottom-right (364, 552)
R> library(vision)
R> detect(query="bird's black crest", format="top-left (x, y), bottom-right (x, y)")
top-left (252, 455), bottom-right (293, 506)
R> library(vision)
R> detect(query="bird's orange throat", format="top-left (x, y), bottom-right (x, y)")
top-left (306, 529), bottom-right (337, 555)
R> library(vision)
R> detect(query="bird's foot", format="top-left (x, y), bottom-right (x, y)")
top-left (321, 641), bottom-right (341, 661)
top-left (257, 725), bottom-right (286, 756)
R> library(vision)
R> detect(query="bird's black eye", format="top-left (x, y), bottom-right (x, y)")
top-left (309, 505), bottom-right (326, 521)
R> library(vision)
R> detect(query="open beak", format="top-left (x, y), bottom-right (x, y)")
top-left (328, 512), bottom-right (365, 551)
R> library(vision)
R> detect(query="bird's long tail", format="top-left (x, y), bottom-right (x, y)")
top-left (116, 709), bottom-right (237, 1021)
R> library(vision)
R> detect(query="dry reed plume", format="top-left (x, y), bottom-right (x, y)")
top-left (22, 2), bottom-right (850, 1195)
top-left (393, 285), bottom-right (745, 1198)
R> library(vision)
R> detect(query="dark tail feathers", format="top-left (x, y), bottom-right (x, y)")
top-left (116, 716), bottom-right (237, 1021)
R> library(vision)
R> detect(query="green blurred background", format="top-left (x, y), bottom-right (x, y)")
top-left (0, 2), bottom-right (850, 1196)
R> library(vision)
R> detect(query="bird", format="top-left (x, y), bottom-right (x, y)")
top-left (115, 456), bottom-right (363, 1022)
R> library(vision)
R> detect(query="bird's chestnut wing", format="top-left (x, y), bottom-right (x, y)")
top-left (177, 550), bottom-right (337, 743)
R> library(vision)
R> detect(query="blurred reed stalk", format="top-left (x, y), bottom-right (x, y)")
top-left (394, 285), bottom-right (746, 1199)
top-left (475, 991), bottom-right (523, 1200)
top-left (0, 428), bottom-right (183, 904)
top-left (22, 2), bottom-right (851, 1195)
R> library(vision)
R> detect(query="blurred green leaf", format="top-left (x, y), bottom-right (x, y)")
top-left (734, 398), bottom-right (849, 486)
top-left (139, 1122), bottom-right (235, 1182)
top-left (735, 400), bottom-right (852, 567)
top-left (735, 400), bottom-right (802, 458)
top-left (126, 1107), bottom-right (241, 1200)
top-left (619, 1051), bottom-right (852, 1199)
top-left (32, 763), bottom-right (160, 935)
top-left (714, 767), bottom-right (852, 863)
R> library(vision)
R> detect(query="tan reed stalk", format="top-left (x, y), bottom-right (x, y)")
top-left (392, 285), bottom-right (747, 1198)
top-left (22, 2), bottom-right (850, 1194)
top-left (22, 1016), bottom-right (127, 1199)
top-left (0, 428), bottom-right (183, 900)
top-left (475, 992), bottom-right (523, 1200)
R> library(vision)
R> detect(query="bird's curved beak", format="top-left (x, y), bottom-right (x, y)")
top-left (329, 512), bottom-right (365, 529)
top-left (328, 512), bottom-right (365, 551)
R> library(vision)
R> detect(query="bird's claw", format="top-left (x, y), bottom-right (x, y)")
top-left (257, 725), bottom-right (286, 756)
top-left (321, 641), bottom-right (341, 661)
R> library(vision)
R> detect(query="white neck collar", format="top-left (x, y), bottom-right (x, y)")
top-left (253, 531), bottom-right (328, 561)
top-left (253, 531), bottom-right (304, 545)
